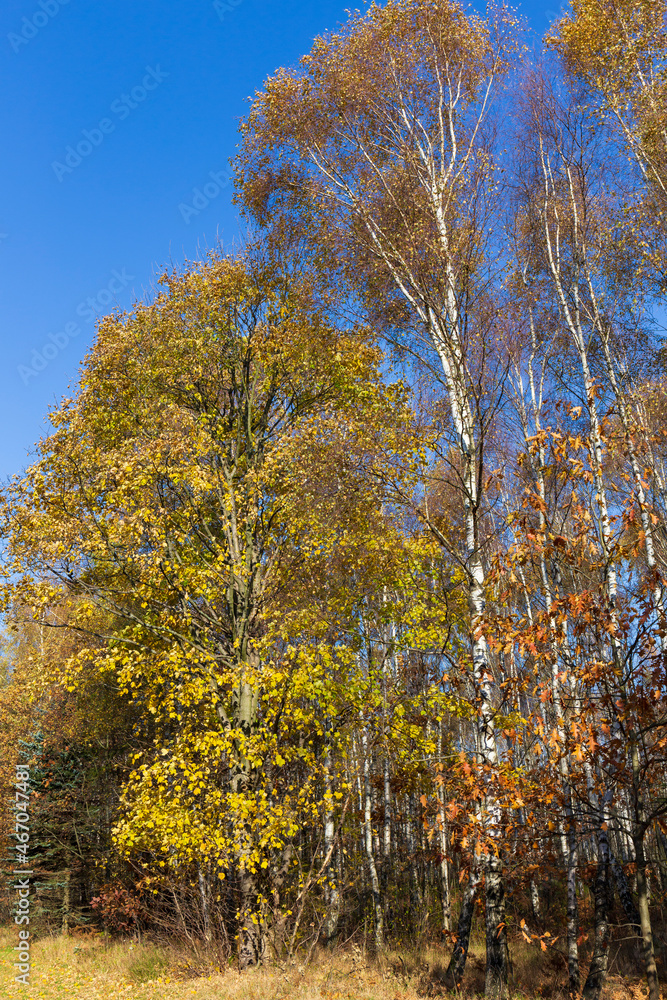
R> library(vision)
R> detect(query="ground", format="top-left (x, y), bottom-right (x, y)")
top-left (0, 927), bottom-right (659, 1000)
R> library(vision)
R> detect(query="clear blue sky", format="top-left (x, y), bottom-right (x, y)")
top-left (0, 0), bottom-right (560, 483)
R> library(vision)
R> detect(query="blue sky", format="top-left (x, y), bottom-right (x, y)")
top-left (0, 0), bottom-right (561, 482)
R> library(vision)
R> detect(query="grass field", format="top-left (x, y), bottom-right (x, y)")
top-left (0, 926), bottom-right (658, 1000)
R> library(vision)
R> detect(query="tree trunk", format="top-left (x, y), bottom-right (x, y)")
top-left (382, 752), bottom-right (392, 929)
top-left (437, 793), bottom-right (452, 933)
top-left (198, 866), bottom-right (212, 944)
top-left (515, 326), bottom-right (580, 996)
top-left (565, 833), bottom-right (580, 997)
top-left (610, 849), bottom-right (641, 933)
top-left (323, 748), bottom-right (340, 947)
top-left (406, 796), bottom-right (423, 935)
top-left (238, 868), bottom-right (265, 970)
top-left (362, 728), bottom-right (383, 952)
top-left (444, 864), bottom-right (481, 989)
top-left (633, 831), bottom-right (661, 1000)
top-left (582, 850), bottom-right (611, 1000)
top-left (226, 663), bottom-right (265, 968)
top-left (436, 720), bottom-right (451, 933)
top-left (530, 879), bottom-right (541, 924)
top-left (485, 849), bottom-right (509, 999)
top-left (61, 869), bottom-right (70, 937)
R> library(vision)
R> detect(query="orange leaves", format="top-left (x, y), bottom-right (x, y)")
top-left (445, 800), bottom-right (461, 822)
top-left (524, 492), bottom-right (547, 516)
top-left (519, 918), bottom-right (560, 951)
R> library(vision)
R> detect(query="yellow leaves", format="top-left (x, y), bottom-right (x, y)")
top-left (552, 0), bottom-right (667, 214)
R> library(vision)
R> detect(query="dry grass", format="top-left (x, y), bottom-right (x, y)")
top-left (0, 926), bottom-right (659, 1000)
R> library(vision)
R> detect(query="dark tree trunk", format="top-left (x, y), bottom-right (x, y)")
top-left (582, 856), bottom-right (611, 1000)
top-left (444, 866), bottom-right (481, 989)
top-left (610, 850), bottom-right (641, 931)
top-left (633, 832), bottom-right (660, 1000)
top-left (238, 868), bottom-right (265, 970)
top-left (565, 835), bottom-right (580, 997)
top-left (484, 851), bottom-right (509, 999)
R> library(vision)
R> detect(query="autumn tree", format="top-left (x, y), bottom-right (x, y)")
top-left (0, 246), bottom-right (426, 966)
top-left (236, 2), bottom-right (525, 993)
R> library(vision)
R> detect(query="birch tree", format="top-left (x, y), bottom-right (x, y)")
top-left (238, 3), bottom-right (521, 992)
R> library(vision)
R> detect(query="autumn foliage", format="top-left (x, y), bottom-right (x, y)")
top-left (1, 3), bottom-right (667, 999)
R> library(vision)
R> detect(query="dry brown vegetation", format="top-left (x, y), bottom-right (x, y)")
top-left (0, 925), bottom-right (661, 1000)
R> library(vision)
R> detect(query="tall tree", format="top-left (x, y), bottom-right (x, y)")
top-left (1, 247), bottom-right (417, 967)
top-left (237, 2), bottom-right (521, 993)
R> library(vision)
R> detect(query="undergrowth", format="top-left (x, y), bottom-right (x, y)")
top-left (0, 925), bottom-right (660, 1000)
